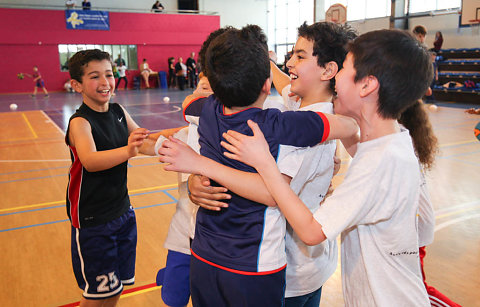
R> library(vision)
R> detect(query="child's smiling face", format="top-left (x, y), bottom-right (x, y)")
top-left (286, 37), bottom-right (327, 100)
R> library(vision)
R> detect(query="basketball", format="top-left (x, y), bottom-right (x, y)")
top-left (10, 103), bottom-right (18, 111)
top-left (17, 73), bottom-right (24, 80)
top-left (163, 96), bottom-right (170, 103)
top-left (475, 122), bottom-right (480, 141)
top-left (429, 104), bottom-right (438, 111)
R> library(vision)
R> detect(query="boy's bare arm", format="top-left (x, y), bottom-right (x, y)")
top-left (69, 117), bottom-right (147, 172)
top-left (322, 113), bottom-right (359, 142)
top-left (269, 55), bottom-right (290, 94)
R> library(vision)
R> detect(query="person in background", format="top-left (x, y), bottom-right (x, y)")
top-left (66, 0), bottom-right (76, 9)
top-left (413, 25), bottom-right (427, 45)
top-left (168, 57), bottom-right (176, 88)
top-left (82, 0), bottom-right (91, 10)
top-left (175, 57), bottom-right (187, 91)
top-left (140, 59), bottom-right (154, 89)
top-left (115, 54), bottom-right (126, 67)
top-left (116, 64), bottom-right (128, 90)
top-left (433, 31), bottom-right (443, 52)
top-left (186, 52), bottom-right (197, 89)
top-left (151, 1), bottom-right (164, 13)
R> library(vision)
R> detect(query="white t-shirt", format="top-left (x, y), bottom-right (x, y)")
top-left (314, 130), bottom-right (429, 306)
top-left (417, 169), bottom-right (435, 247)
top-left (117, 65), bottom-right (127, 78)
top-left (265, 85), bottom-right (338, 297)
top-left (160, 116), bottom-right (201, 254)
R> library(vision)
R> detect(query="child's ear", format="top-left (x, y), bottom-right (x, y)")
top-left (71, 79), bottom-right (83, 93)
top-left (262, 75), bottom-right (272, 95)
top-left (359, 75), bottom-right (379, 98)
top-left (321, 61), bottom-right (338, 81)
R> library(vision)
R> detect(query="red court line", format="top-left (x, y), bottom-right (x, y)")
top-left (58, 282), bottom-right (157, 307)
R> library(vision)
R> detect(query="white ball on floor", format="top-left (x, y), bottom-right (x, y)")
top-left (428, 104), bottom-right (438, 111)
top-left (10, 103), bottom-right (18, 111)
top-left (163, 97), bottom-right (170, 103)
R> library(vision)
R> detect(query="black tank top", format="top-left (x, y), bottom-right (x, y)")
top-left (65, 103), bottom-right (130, 228)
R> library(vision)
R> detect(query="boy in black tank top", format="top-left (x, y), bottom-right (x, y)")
top-left (65, 49), bottom-right (158, 306)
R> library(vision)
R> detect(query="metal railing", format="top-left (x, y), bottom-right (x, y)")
top-left (0, 2), bottom-right (218, 15)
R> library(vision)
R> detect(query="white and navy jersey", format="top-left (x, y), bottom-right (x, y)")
top-left (191, 96), bottom-right (330, 273)
top-left (65, 103), bottom-right (131, 228)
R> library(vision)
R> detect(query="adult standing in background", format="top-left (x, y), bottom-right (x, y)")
top-left (175, 57), bottom-right (187, 91)
top-left (151, 1), bottom-right (164, 13)
top-left (433, 31), bottom-right (443, 52)
top-left (115, 54), bottom-right (126, 67)
top-left (167, 57), bottom-right (176, 88)
top-left (186, 52), bottom-right (197, 89)
top-left (82, 0), bottom-right (91, 10)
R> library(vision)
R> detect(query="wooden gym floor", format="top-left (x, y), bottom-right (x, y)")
top-left (0, 89), bottom-right (479, 306)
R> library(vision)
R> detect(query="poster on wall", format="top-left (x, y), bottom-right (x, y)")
top-left (65, 10), bottom-right (110, 30)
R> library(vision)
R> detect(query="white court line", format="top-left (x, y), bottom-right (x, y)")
top-left (41, 110), bottom-right (65, 135)
top-left (435, 213), bottom-right (480, 232)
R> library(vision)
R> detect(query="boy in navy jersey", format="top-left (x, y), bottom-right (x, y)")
top-left (159, 25), bottom-right (358, 306)
top-left (65, 49), bottom-right (157, 306)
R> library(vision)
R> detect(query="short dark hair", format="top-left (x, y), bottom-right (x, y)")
top-left (205, 25), bottom-right (270, 108)
top-left (198, 26), bottom-right (235, 76)
top-left (69, 49), bottom-right (112, 82)
top-left (413, 25), bottom-right (427, 36)
top-left (349, 29), bottom-right (432, 119)
top-left (298, 22), bottom-right (357, 93)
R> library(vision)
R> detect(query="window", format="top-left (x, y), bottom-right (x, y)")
top-left (324, 0), bottom-right (391, 21)
top-left (58, 44), bottom-right (138, 71)
top-left (408, 0), bottom-right (461, 13)
top-left (267, 0), bottom-right (314, 65)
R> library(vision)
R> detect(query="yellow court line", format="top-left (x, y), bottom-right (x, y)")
top-left (121, 285), bottom-right (161, 299)
top-left (0, 184), bottom-right (178, 213)
top-left (439, 140), bottom-right (476, 147)
top-left (436, 205), bottom-right (480, 219)
top-left (22, 112), bottom-right (38, 139)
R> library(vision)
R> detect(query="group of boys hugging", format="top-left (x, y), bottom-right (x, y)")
top-left (65, 20), bottom-right (461, 307)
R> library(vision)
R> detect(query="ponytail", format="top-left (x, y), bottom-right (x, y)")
top-left (398, 100), bottom-right (438, 170)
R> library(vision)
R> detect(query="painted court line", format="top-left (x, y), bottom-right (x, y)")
top-left (0, 184), bottom-right (178, 213)
top-left (22, 112), bottom-right (38, 138)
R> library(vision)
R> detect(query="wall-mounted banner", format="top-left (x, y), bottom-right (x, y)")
top-left (65, 10), bottom-right (110, 30)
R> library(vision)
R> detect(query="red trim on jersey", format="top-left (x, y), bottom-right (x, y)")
top-left (315, 112), bottom-right (330, 143)
top-left (222, 105), bottom-right (262, 116)
top-left (183, 96), bottom-right (207, 123)
top-left (68, 146), bottom-right (83, 228)
top-left (191, 249), bottom-right (286, 275)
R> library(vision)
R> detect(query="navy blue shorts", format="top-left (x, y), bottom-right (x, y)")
top-left (71, 207), bottom-right (137, 300)
top-left (190, 255), bottom-right (286, 307)
top-left (158, 250), bottom-right (191, 307)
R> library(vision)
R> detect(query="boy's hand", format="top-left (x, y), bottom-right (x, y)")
top-left (188, 174), bottom-right (230, 211)
top-left (221, 120), bottom-right (275, 169)
top-left (158, 137), bottom-right (203, 174)
top-left (127, 128), bottom-right (149, 157)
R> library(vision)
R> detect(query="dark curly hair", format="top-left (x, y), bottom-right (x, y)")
top-left (297, 22), bottom-right (357, 93)
top-left (68, 49), bottom-right (112, 83)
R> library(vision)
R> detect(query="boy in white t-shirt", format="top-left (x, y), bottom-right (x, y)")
top-left (219, 29), bottom-right (434, 306)
top-left (115, 64), bottom-right (128, 90)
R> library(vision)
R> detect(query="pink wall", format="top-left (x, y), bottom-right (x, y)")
top-left (0, 8), bottom-right (220, 93)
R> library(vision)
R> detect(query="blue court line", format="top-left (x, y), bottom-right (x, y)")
top-left (162, 190), bottom-right (178, 203)
top-left (0, 199), bottom-right (179, 233)
top-left (438, 156), bottom-right (480, 167)
top-left (440, 149), bottom-right (480, 159)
